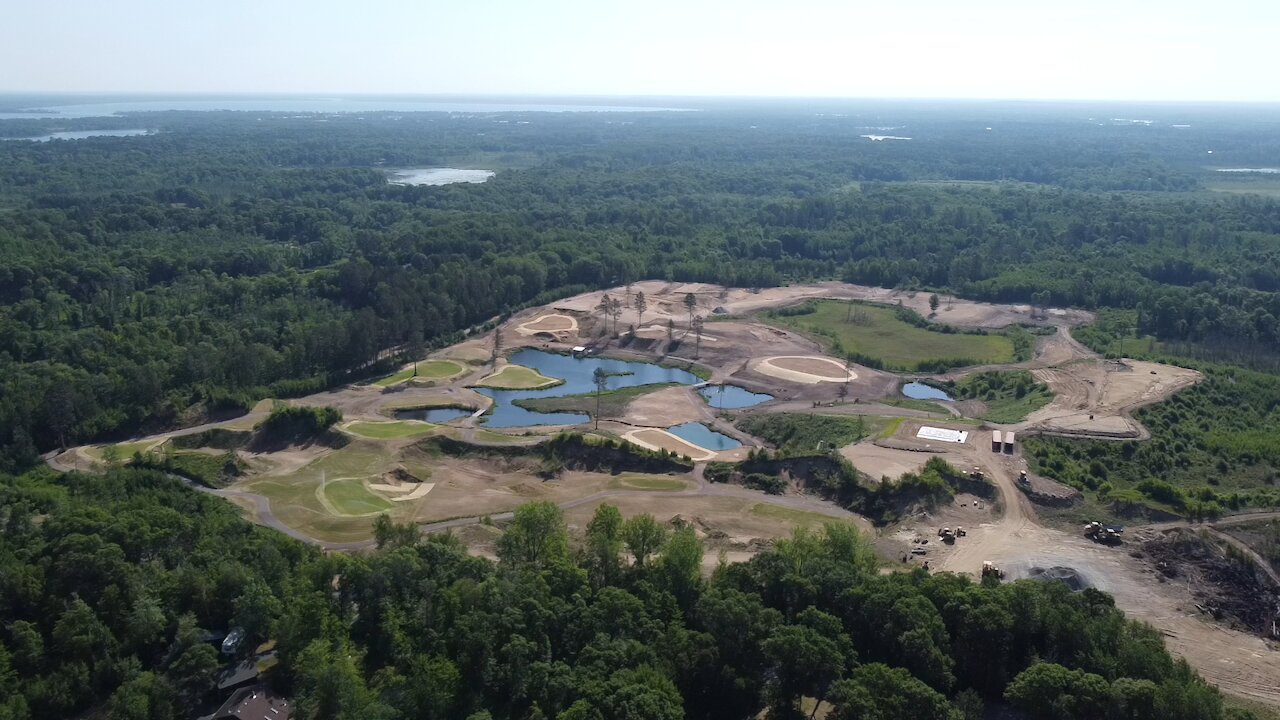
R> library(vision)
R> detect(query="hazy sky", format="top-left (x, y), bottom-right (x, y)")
top-left (3, 0), bottom-right (1277, 101)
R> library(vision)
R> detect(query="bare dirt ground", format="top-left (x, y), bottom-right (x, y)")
top-left (625, 385), bottom-right (708, 427)
top-left (841, 441), bottom-right (933, 482)
top-left (754, 355), bottom-right (857, 383)
top-left (1020, 360), bottom-right (1202, 438)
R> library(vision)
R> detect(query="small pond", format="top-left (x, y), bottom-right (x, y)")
top-left (902, 382), bottom-right (953, 401)
top-left (479, 349), bottom-right (701, 428)
top-left (388, 168), bottom-right (495, 186)
top-left (667, 422), bottom-right (741, 451)
top-left (698, 384), bottom-right (774, 409)
top-left (393, 407), bottom-right (473, 423)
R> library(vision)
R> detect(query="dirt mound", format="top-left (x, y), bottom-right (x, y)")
top-left (1141, 529), bottom-right (1280, 636)
top-left (1027, 565), bottom-right (1091, 592)
top-left (383, 466), bottom-right (421, 485)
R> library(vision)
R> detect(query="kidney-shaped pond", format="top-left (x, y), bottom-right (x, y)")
top-left (902, 382), bottom-right (953, 401)
top-left (393, 407), bottom-right (474, 423)
top-left (478, 349), bottom-right (702, 428)
top-left (698, 384), bottom-right (773, 409)
top-left (666, 422), bottom-right (741, 451)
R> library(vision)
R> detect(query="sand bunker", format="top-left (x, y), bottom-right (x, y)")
top-left (516, 313), bottom-right (579, 336)
top-left (754, 356), bottom-right (856, 384)
top-left (623, 428), bottom-right (717, 461)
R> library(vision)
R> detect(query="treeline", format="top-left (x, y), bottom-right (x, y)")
top-left (4, 110), bottom-right (1280, 468)
top-left (0, 464), bottom-right (1256, 719)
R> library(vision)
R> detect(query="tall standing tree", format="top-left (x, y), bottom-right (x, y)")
top-left (929, 294), bottom-right (940, 316)
top-left (691, 315), bottom-right (705, 358)
top-left (684, 293), bottom-right (697, 328)
top-left (598, 294), bottom-right (614, 333)
top-left (593, 367), bottom-right (609, 429)
top-left (491, 327), bottom-right (503, 367)
top-left (633, 291), bottom-right (647, 329)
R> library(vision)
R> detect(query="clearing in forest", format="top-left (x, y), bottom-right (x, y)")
top-left (475, 364), bottom-right (563, 390)
top-left (767, 299), bottom-right (1016, 369)
top-left (321, 479), bottom-right (392, 515)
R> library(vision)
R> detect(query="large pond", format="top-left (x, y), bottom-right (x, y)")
top-left (3, 128), bottom-right (150, 142)
top-left (393, 407), bottom-right (473, 423)
top-left (479, 349), bottom-right (701, 428)
top-left (698, 385), bottom-right (774, 409)
top-left (667, 422), bottom-right (741, 451)
top-left (388, 168), bottom-right (494, 186)
top-left (902, 382), bottom-right (953, 401)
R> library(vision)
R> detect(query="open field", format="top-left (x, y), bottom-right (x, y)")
top-left (344, 420), bottom-right (438, 440)
top-left (753, 355), bottom-right (856, 384)
top-left (475, 363), bottom-right (563, 389)
top-left (608, 473), bottom-right (692, 491)
top-left (767, 299), bottom-right (1016, 369)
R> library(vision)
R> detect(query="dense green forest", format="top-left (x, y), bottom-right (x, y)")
top-left (0, 466), bottom-right (1256, 719)
top-left (4, 106), bottom-right (1280, 467)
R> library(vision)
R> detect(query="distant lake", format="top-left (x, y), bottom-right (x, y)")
top-left (861, 134), bottom-right (912, 141)
top-left (3, 128), bottom-right (150, 142)
top-left (698, 385), bottom-right (773, 409)
top-left (0, 97), bottom-right (693, 119)
top-left (1215, 168), bottom-right (1280, 174)
top-left (388, 168), bottom-right (495, 186)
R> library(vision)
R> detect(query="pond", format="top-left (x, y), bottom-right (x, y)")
top-left (393, 407), bottom-right (473, 423)
top-left (478, 349), bottom-right (702, 428)
top-left (4, 128), bottom-right (150, 142)
top-left (698, 385), bottom-right (774, 409)
top-left (902, 382), bottom-right (953, 401)
top-left (666, 422), bottom-right (741, 451)
top-left (388, 168), bottom-right (495, 186)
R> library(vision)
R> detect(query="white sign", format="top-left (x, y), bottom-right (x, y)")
top-left (917, 426), bottom-right (969, 444)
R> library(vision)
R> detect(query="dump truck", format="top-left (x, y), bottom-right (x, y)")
top-left (981, 561), bottom-right (1005, 580)
top-left (1084, 521), bottom-right (1123, 545)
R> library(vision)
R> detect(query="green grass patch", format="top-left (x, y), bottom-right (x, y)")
top-left (750, 503), bottom-right (849, 527)
top-left (513, 383), bottom-right (679, 418)
top-left (323, 479), bottom-right (392, 515)
top-left (660, 358), bottom-right (713, 381)
top-left (345, 421), bottom-right (438, 440)
top-left (475, 364), bottom-right (563, 390)
top-left (877, 417), bottom-right (907, 439)
top-left (765, 299), bottom-right (1015, 371)
top-left (736, 413), bottom-right (870, 455)
top-left (880, 397), bottom-right (950, 414)
top-left (373, 359), bottom-right (466, 387)
top-left (934, 371), bottom-right (1053, 423)
top-left (608, 473), bottom-right (690, 491)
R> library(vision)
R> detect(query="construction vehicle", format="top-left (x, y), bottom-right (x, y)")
top-left (956, 526), bottom-right (966, 537)
top-left (981, 561), bottom-right (1005, 580)
top-left (1083, 521), bottom-right (1123, 545)
top-left (1017, 470), bottom-right (1030, 487)
top-left (938, 527), bottom-right (955, 544)
top-left (970, 466), bottom-right (984, 481)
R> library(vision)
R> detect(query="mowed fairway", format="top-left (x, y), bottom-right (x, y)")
top-left (476, 364), bottom-right (562, 389)
top-left (322, 479), bottom-right (391, 514)
top-left (345, 420), bottom-right (437, 440)
top-left (770, 300), bottom-right (1014, 369)
top-left (373, 359), bottom-right (465, 386)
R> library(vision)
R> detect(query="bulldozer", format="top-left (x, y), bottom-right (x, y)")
top-left (938, 527), bottom-right (956, 544)
top-left (1083, 521), bottom-right (1123, 545)
top-left (981, 561), bottom-right (1005, 580)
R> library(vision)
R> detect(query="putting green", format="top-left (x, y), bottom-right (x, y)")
top-left (345, 421), bottom-right (437, 440)
top-left (475, 364), bottom-right (562, 390)
top-left (373, 359), bottom-right (465, 387)
top-left (323, 479), bottom-right (392, 515)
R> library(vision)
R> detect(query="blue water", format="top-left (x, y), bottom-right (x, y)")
top-left (698, 385), bottom-right (774, 409)
top-left (667, 422), bottom-right (741, 451)
top-left (478, 349), bottom-right (702, 428)
top-left (3, 128), bottom-right (150, 141)
top-left (0, 97), bottom-right (693, 120)
top-left (393, 407), bottom-right (473, 424)
top-left (903, 382), bottom-right (953, 401)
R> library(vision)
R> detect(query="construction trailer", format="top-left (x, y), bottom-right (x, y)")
top-left (1003, 431), bottom-right (1016, 454)
top-left (991, 430), bottom-right (1003, 452)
